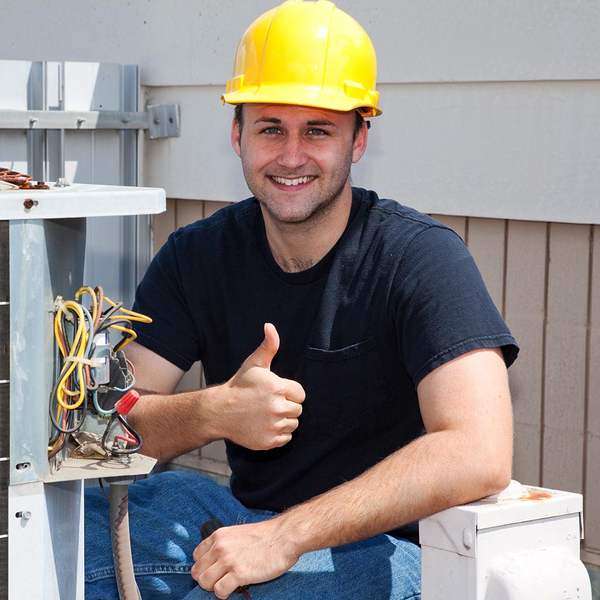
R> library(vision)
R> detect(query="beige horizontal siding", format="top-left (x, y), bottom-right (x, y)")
top-left (434, 214), bottom-right (598, 564)
top-left (154, 201), bottom-right (600, 564)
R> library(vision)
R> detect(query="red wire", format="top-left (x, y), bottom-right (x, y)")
top-left (114, 434), bottom-right (137, 445)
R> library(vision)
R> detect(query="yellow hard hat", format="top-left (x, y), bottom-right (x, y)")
top-left (222, 0), bottom-right (381, 117)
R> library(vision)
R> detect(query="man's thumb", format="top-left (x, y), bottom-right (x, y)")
top-left (249, 323), bottom-right (280, 369)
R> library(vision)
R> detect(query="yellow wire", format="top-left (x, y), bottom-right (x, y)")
top-left (56, 301), bottom-right (88, 410)
top-left (104, 295), bottom-right (152, 323)
top-left (109, 325), bottom-right (137, 348)
top-left (52, 290), bottom-right (151, 411)
top-left (108, 314), bottom-right (152, 323)
top-left (75, 286), bottom-right (98, 326)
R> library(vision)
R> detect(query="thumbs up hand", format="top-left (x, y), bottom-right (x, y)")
top-left (214, 323), bottom-right (306, 451)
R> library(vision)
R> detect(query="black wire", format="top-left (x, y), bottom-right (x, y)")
top-left (49, 291), bottom-right (143, 457)
top-left (98, 478), bottom-right (110, 501)
top-left (96, 302), bottom-right (123, 329)
top-left (49, 382), bottom-right (88, 434)
top-left (95, 316), bottom-right (135, 351)
top-left (101, 414), bottom-right (143, 455)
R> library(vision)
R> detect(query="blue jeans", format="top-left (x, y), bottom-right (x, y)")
top-left (85, 471), bottom-right (421, 599)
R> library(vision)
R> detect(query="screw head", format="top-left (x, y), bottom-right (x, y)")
top-left (462, 528), bottom-right (474, 550)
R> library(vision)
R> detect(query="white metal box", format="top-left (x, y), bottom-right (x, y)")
top-left (420, 481), bottom-right (591, 599)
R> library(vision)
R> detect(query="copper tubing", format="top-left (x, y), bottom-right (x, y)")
top-left (109, 482), bottom-right (142, 600)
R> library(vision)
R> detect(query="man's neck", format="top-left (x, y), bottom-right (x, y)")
top-left (262, 192), bottom-right (353, 274)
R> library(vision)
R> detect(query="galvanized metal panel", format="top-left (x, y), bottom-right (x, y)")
top-left (63, 62), bottom-right (122, 112)
top-left (9, 218), bottom-right (86, 485)
top-left (0, 461), bottom-right (8, 535)
top-left (0, 535), bottom-right (6, 599)
top-left (0, 306), bottom-right (8, 383)
top-left (466, 218), bottom-right (506, 314)
top-left (504, 220), bottom-right (547, 486)
top-left (63, 130), bottom-right (93, 183)
top-left (0, 132), bottom-right (28, 174)
top-left (0, 384), bottom-right (8, 459)
top-left (0, 61), bottom-right (32, 109)
top-left (8, 480), bottom-right (85, 600)
top-left (542, 223), bottom-right (590, 493)
top-left (93, 131), bottom-right (121, 185)
top-left (0, 222), bottom-right (8, 303)
top-left (26, 62), bottom-right (45, 182)
top-left (584, 225), bottom-right (600, 552)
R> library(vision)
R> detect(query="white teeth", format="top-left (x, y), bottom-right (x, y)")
top-left (272, 176), bottom-right (314, 186)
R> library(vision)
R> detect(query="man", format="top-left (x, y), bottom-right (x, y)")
top-left (85, 1), bottom-right (518, 598)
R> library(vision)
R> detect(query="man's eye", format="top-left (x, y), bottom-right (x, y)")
top-left (261, 127), bottom-right (281, 135)
top-left (308, 128), bottom-right (327, 136)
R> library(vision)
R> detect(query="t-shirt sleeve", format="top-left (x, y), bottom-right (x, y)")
top-left (393, 225), bottom-right (519, 387)
top-left (131, 232), bottom-right (200, 371)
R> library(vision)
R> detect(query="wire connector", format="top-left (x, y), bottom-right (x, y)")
top-left (115, 390), bottom-right (140, 416)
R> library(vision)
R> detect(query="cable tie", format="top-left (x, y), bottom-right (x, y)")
top-left (54, 296), bottom-right (75, 323)
top-left (64, 356), bottom-right (102, 367)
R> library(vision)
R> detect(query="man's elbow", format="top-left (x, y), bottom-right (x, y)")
top-left (486, 464), bottom-right (513, 497)
top-left (479, 448), bottom-right (513, 497)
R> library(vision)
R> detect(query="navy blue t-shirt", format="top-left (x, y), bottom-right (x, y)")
top-left (132, 188), bottom-right (518, 527)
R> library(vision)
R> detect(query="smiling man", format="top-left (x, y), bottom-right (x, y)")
top-left (84, 2), bottom-right (519, 599)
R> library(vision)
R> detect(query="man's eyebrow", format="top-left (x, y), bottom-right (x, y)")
top-left (253, 117), bottom-right (282, 125)
top-left (252, 117), bottom-right (338, 127)
top-left (306, 119), bottom-right (337, 127)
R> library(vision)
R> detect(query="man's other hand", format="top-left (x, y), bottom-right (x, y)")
top-left (216, 323), bottom-right (305, 451)
top-left (191, 519), bottom-right (300, 599)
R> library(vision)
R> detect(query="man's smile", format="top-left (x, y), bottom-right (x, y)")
top-left (270, 176), bottom-right (316, 187)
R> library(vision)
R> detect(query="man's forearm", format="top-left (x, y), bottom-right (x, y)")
top-left (274, 426), bottom-right (511, 557)
top-left (192, 420), bottom-right (512, 597)
top-left (127, 386), bottom-right (222, 463)
top-left (125, 324), bottom-right (305, 463)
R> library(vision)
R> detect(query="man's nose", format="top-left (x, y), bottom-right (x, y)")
top-left (276, 134), bottom-right (308, 169)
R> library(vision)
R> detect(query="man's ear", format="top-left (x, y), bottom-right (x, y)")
top-left (231, 118), bottom-right (242, 157)
top-left (351, 120), bottom-right (368, 164)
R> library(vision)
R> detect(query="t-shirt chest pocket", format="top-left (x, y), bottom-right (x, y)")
top-left (300, 336), bottom-right (388, 433)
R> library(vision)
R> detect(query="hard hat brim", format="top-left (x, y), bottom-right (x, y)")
top-left (222, 84), bottom-right (382, 118)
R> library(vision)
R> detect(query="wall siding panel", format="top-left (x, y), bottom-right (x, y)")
top-left (152, 198), bottom-right (176, 256)
top-left (543, 223), bottom-right (590, 493)
top-left (204, 201), bottom-right (231, 219)
top-left (504, 220), bottom-right (547, 486)
top-left (176, 199), bottom-right (207, 228)
top-left (466, 218), bottom-right (506, 313)
top-left (430, 214), bottom-right (467, 243)
top-left (585, 225), bottom-right (600, 552)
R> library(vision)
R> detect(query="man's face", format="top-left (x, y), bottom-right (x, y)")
top-left (231, 104), bottom-right (367, 226)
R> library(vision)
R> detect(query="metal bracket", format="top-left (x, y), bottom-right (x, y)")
top-left (147, 104), bottom-right (180, 139)
top-left (0, 103), bottom-right (180, 139)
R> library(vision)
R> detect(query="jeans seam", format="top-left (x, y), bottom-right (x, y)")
top-left (86, 563), bottom-right (194, 582)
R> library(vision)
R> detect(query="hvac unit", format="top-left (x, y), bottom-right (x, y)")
top-left (1, 182), bottom-right (164, 600)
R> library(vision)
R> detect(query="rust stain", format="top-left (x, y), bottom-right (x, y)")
top-left (521, 490), bottom-right (553, 501)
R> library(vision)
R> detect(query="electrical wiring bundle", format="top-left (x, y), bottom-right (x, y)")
top-left (47, 286), bottom-right (152, 461)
